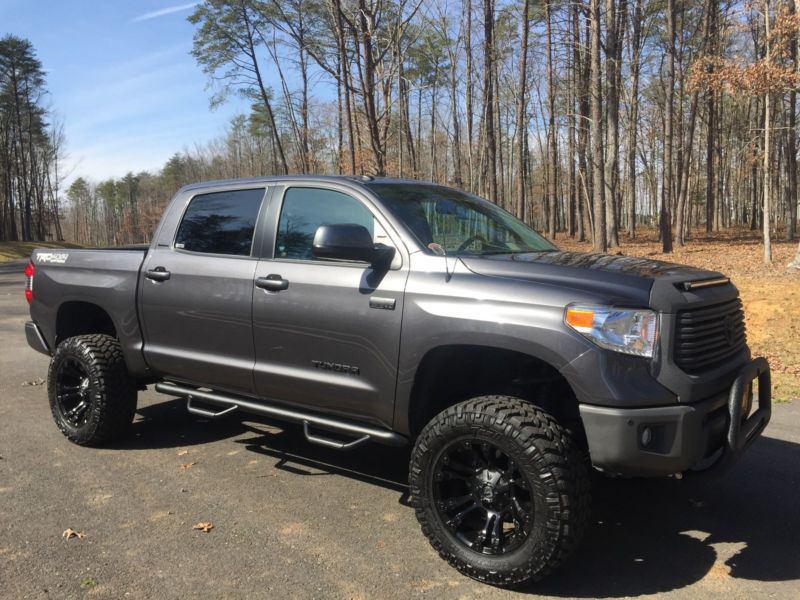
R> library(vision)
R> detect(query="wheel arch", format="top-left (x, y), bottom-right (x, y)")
top-left (403, 343), bottom-right (585, 444)
top-left (55, 301), bottom-right (117, 345)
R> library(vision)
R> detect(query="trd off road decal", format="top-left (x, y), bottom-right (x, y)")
top-left (36, 252), bottom-right (69, 264)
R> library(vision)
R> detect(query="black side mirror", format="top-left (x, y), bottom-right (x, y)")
top-left (312, 224), bottom-right (394, 268)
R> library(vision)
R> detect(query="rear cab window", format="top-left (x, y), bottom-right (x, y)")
top-left (175, 188), bottom-right (265, 256)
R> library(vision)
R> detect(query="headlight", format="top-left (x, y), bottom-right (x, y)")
top-left (565, 304), bottom-right (658, 358)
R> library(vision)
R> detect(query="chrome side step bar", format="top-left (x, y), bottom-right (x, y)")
top-left (155, 382), bottom-right (407, 449)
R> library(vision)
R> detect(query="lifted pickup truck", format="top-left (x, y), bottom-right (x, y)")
top-left (25, 176), bottom-right (771, 585)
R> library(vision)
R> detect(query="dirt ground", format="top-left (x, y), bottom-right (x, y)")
top-left (557, 228), bottom-right (800, 402)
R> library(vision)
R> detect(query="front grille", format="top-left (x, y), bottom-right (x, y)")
top-left (674, 298), bottom-right (747, 374)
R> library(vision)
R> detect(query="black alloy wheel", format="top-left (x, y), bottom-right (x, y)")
top-left (410, 395), bottom-right (591, 586)
top-left (54, 357), bottom-right (94, 426)
top-left (48, 334), bottom-right (137, 446)
top-left (432, 437), bottom-right (534, 555)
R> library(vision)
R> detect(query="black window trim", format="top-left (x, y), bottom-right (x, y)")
top-left (170, 185), bottom-right (271, 261)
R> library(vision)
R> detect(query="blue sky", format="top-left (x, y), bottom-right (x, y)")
top-left (2, 0), bottom-right (250, 183)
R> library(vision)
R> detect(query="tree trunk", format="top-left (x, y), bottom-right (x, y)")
top-left (515, 0), bottom-right (530, 221)
top-left (356, 0), bottom-right (386, 175)
top-left (336, 55), bottom-right (344, 174)
top-left (660, 0), bottom-right (676, 253)
top-left (763, 0), bottom-right (772, 264)
top-left (704, 0), bottom-right (718, 232)
top-left (604, 0), bottom-right (623, 247)
top-left (787, 0), bottom-right (798, 241)
top-left (627, 0), bottom-right (642, 240)
top-left (567, 2), bottom-right (578, 237)
top-left (545, 0), bottom-right (557, 238)
top-left (577, 5), bottom-right (589, 242)
top-left (465, 0), bottom-right (475, 191)
top-left (242, 6), bottom-right (288, 175)
top-left (675, 94), bottom-right (698, 246)
top-left (448, 37), bottom-right (463, 188)
top-left (590, 0), bottom-right (606, 252)
top-left (482, 0), bottom-right (497, 201)
top-left (333, 0), bottom-right (356, 174)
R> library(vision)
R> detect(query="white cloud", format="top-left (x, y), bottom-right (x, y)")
top-left (131, 2), bottom-right (199, 23)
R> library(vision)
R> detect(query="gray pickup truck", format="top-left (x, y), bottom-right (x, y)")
top-left (25, 176), bottom-right (771, 585)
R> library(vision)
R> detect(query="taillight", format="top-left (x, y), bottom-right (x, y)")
top-left (24, 261), bottom-right (34, 304)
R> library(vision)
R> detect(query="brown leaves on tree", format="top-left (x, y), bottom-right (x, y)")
top-left (193, 522), bottom-right (214, 533)
top-left (689, 9), bottom-right (800, 97)
top-left (690, 56), bottom-right (800, 96)
top-left (62, 528), bottom-right (86, 540)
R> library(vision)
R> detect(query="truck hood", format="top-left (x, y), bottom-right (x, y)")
top-left (460, 251), bottom-right (726, 309)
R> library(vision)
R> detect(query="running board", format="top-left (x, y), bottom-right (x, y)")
top-left (154, 382), bottom-right (407, 448)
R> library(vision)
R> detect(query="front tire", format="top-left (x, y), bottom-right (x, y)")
top-left (409, 396), bottom-right (591, 586)
top-left (48, 334), bottom-right (137, 446)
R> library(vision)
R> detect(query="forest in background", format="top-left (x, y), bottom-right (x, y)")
top-left (4, 0), bottom-right (800, 265)
top-left (0, 35), bottom-right (65, 243)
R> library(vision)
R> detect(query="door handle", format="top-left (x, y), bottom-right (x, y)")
top-left (255, 274), bottom-right (289, 291)
top-left (145, 267), bottom-right (171, 282)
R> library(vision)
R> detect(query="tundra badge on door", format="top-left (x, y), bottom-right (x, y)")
top-left (311, 360), bottom-right (360, 375)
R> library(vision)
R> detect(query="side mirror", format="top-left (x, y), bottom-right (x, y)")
top-left (312, 224), bottom-right (394, 268)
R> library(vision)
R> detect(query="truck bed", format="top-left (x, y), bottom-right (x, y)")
top-left (28, 247), bottom-right (149, 377)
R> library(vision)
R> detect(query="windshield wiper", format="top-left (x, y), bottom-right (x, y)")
top-left (478, 250), bottom-right (551, 256)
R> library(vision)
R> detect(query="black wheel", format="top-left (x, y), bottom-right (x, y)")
top-left (48, 334), bottom-right (137, 446)
top-left (409, 396), bottom-right (591, 586)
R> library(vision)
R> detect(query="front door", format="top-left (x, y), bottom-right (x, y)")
top-left (140, 186), bottom-right (268, 394)
top-left (252, 184), bottom-right (408, 428)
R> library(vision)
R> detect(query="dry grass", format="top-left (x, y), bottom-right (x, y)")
top-left (0, 241), bottom-right (82, 262)
top-left (557, 228), bottom-right (800, 402)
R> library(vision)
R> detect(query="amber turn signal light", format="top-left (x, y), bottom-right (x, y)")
top-left (565, 307), bottom-right (595, 330)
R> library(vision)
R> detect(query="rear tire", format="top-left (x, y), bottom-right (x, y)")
top-left (48, 334), bottom-right (137, 446)
top-left (409, 395), bottom-right (590, 586)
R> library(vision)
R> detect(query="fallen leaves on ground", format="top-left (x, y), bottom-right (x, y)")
top-left (557, 227), bottom-right (800, 279)
top-left (180, 462), bottom-right (197, 470)
top-left (21, 378), bottom-right (44, 386)
top-left (62, 528), bottom-right (86, 540)
top-left (177, 450), bottom-right (189, 456)
top-left (193, 522), bottom-right (214, 533)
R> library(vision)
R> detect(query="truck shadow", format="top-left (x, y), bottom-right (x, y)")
top-left (236, 419), bottom-right (412, 502)
top-left (533, 436), bottom-right (800, 596)
top-left (236, 421), bottom-right (800, 596)
top-left (121, 401), bottom-right (800, 595)
top-left (112, 398), bottom-right (253, 449)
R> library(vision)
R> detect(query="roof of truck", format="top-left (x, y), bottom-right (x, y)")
top-left (177, 175), bottom-right (445, 194)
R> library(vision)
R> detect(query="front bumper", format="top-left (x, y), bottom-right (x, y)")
top-left (579, 357), bottom-right (771, 477)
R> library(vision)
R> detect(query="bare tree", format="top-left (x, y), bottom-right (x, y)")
top-left (590, 0), bottom-right (607, 252)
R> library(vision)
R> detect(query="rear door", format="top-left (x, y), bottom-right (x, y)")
top-left (139, 186), bottom-right (269, 393)
top-left (251, 183), bottom-right (408, 428)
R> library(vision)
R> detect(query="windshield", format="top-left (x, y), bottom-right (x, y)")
top-left (366, 183), bottom-right (557, 256)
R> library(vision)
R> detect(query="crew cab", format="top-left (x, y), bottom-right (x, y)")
top-left (25, 176), bottom-right (771, 585)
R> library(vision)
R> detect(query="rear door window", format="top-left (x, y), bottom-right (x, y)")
top-left (175, 188), bottom-right (265, 256)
